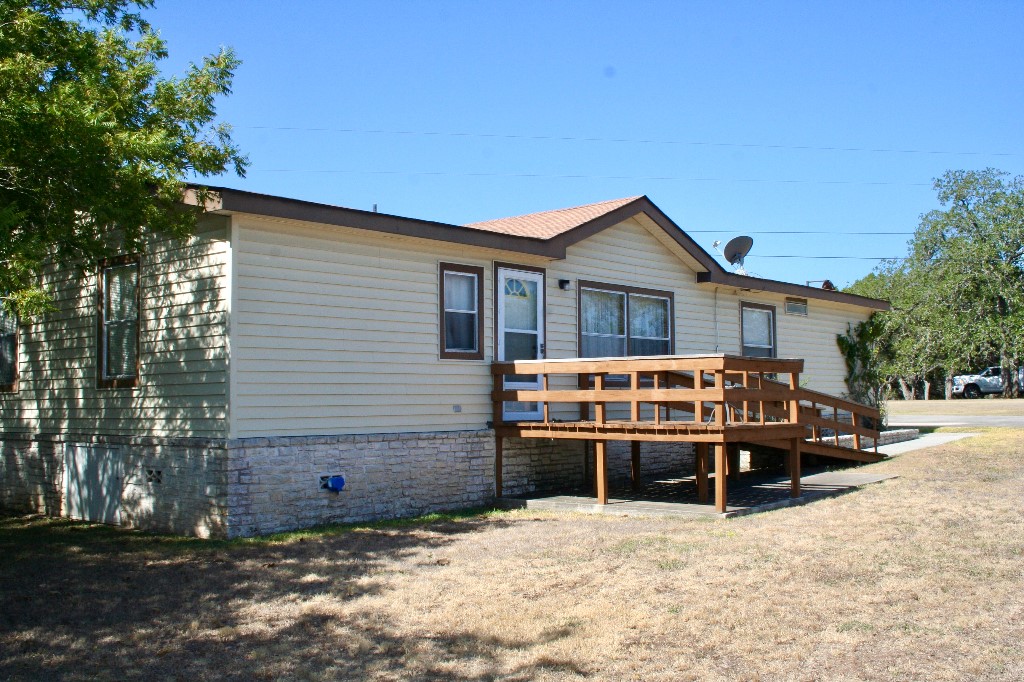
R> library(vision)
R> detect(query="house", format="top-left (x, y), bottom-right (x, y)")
top-left (0, 188), bottom-right (889, 537)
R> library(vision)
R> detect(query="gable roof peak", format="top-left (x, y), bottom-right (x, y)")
top-left (464, 196), bottom-right (644, 239)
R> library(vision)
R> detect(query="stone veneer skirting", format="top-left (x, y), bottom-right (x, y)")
top-left (224, 431), bottom-right (695, 537)
top-left (1, 429), bottom-right (698, 538)
top-left (3, 427), bottom-right (918, 538)
top-left (0, 433), bottom-right (228, 538)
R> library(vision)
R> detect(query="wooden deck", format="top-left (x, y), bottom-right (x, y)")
top-left (492, 354), bottom-right (882, 513)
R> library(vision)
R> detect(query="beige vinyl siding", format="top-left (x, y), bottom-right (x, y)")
top-left (230, 216), bottom-right (500, 437)
top-left (0, 216), bottom-right (230, 438)
top-left (230, 214), bottom-right (873, 438)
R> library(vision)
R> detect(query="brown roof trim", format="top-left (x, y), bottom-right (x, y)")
top-left (190, 185), bottom-right (889, 311)
top-left (195, 185), bottom-right (561, 258)
top-left (696, 270), bottom-right (891, 310)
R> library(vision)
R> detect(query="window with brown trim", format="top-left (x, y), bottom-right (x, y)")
top-left (578, 281), bottom-right (674, 357)
top-left (98, 255), bottom-right (141, 388)
top-left (741, 302), bottom-right (776, 358)
top-left (439, 262), bottom-right (484, 360)
top-left (0, 304), bottom-right (18, 392)
top-left (784, 297), bottom-right (809, 316)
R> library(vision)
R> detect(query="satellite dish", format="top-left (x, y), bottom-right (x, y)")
top-left (723, 236), bottom-right (753, 275)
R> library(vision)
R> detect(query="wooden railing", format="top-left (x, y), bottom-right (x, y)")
top-left (492, 355), bottom-right (806, 435)
top-left (491, 354), bottom-right (881, 454)
top-left (795, 386), bottom-right (882, 454)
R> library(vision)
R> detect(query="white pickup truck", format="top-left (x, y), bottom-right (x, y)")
top-left (952, 366), bottom-right (1024, 398)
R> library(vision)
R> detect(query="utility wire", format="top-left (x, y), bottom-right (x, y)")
top-left (240, 125), bottom-right (1018, 158)
top-left (248, 167), bottom-right (932, 187)
top-left (689, 229), bottom-right (912, 235)
top-left (744, 254), bottom-right (906, 260)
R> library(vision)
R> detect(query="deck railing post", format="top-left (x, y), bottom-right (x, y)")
top-left (578, 373), bottom-right (589, 421)
top-left (595, 440), bottom-right (609, 504)
top-left (789, 437), bottom-right (801, 498)
top-left (714, 442), bottom-right (728, 513)
top-left (714, 369), bottom-right (726, 426)
top-left (788, 371), bottom-right (801, 424)
top-left (542, 373), bottom-right (550, 423)
top-left (653, 372), bottom-right (663, 425)
top-left (742, 370), bottom-right (749, 423)
top-left (630, 372), bottom-right (640, 421)
top-left (594, 373), bottom-right (606, 424)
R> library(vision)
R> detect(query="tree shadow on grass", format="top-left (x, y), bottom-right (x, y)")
top-left (0, 512), bottom-right (585, 681)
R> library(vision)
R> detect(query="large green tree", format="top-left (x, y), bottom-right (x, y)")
top-left (913, 170), bottom-right (1024, 397)
top-left (847, 169), bottom-right (1024, 399)
top-left (0, 0), bottom-right (247, 316)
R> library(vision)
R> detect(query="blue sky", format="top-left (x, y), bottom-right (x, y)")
top-left (145, 0), bottom-right (1024, 287)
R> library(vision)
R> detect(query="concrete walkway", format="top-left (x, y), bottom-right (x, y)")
top-left (878, 431), bottom-right (980, 456)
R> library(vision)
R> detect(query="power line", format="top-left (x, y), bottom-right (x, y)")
top-left (240, 125), bottom-right (1018, 158)
top-left (248, 167), bottom-right (932, 187)
top-left (744, 254), bottom-right (906, 260)
top-left (689, 230), bottom-right (913, 235)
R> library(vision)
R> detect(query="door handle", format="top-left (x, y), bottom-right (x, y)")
top-left (539, 342), bottom-right (545, 356)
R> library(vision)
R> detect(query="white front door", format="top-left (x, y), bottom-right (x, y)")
top-left (497, 267), bottom-right (545, 421)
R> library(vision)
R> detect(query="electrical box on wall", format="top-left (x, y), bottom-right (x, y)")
top-left (319, 474), bottom-right (346, 493)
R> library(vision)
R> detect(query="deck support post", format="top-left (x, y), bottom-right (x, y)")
top-left (714, 442), bottom-right (728, 513)
top-left (495, 436), bottom-right (503, 498)
top-left (727, 443), bottom-right (741, 481)
top-left (789, 437), bottom-right (801, 498)
top-left (695, 442), bottom-right (709, 503)
top-left (630, 441), bottom-right (641, 491)
top-left (595, 440), bottom-right (609, 504)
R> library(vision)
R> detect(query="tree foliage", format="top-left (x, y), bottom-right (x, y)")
top-left (0, 0), bottom-right (247, 317)
top-left (846, 169), bottom-right (1024, 399)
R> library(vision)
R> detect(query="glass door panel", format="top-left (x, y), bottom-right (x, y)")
top-left (497, 268), bottom-right (544, 421)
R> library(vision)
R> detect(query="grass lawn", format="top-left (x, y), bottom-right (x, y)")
top-left (886, 398), bottom-right (1024, 417)
top-left (2, 429), bottom-right (1022, 681)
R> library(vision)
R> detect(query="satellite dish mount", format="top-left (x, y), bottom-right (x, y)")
top-left (723, 236), bottom-right (754, 276)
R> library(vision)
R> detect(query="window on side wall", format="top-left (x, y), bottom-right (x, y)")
top-left (784, 297), bottom-right (808, 316)
top-left (98, 256), bottom-right (141, 388)
top-left (0, 304), bottom-right (17, 392)
top-left (579, 282), bottom-right (672, 358)
top-left (741, 302), bottom-right (776, 358)
top-left (439, 263), bottom-right (484, 360)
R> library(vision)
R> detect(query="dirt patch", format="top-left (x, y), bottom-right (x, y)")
top-left (2, 430), bottom-right (1023, 681)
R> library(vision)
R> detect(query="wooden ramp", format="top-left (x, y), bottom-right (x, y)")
top-left (491, 354), bottom-right (884, 514)
top-left (758, 438), bottom-right (885, 464)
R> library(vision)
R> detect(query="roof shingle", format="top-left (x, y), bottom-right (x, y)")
top-left (464, 196), bottom-right (642, 239)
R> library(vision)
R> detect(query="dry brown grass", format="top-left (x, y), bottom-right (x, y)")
top-left (886, 398), bottom-right (1024, 416)
top-left (3, 430), bottom-right (1023, 681)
